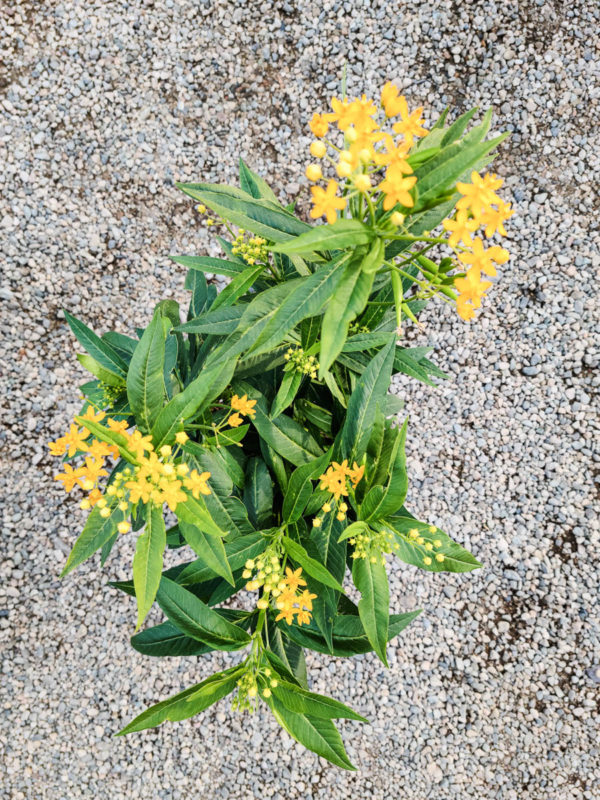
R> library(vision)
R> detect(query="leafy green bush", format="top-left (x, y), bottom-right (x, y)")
top-left (50, 84), bottom-right (512, 769)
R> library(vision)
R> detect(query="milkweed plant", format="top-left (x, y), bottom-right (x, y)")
top-left (50, 82), bottom-right (513, 770)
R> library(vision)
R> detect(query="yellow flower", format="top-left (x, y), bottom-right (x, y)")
top-left (298, 589), bottom-right (317, 612)
top-left (126, 475), bottom-right (152, 504)
top-left (310, 179), bottom-right (346, 224)
top-left (54, 463), bottom-right (86, 492)
top-left (456, 297), bottom-right (476, 321)
top-left (275, 605), bottom-right (296, 626)
top-left (127, 430), bottom-right (154, 458)
top-left (480, 201), bottom-right (514, 237)
top-left (88, 488), bottom-right (103, 506)
top-left (159, 480), bottom-right (187, 512)
top-left (456, 171), bottom-right (501, 217)
top-left (227, 413), bottom-right (244, 428)
top-left (309, 112), bottom-right (329, 137)
top-left (231, 394), bottom-right (257, 418)
top-left (63, 424), bottom-right (89, 457)
top-left (380, 81), bottom-right (404, 117)
top-left (373, 133), bottom-right (412, 171)
top-left (107, 418), bottom-right (129, 435)
top-left (87, 439), bottom-right (114, 460)
top-left (454, 268), bottom-right (493, 310)
top-left (354, 174), bottom-right (371, 193)
top-left (81, 456), bottom-right (108, 484)
top-left (81, 406), bottom-right (106, 424)
top-left (48, 436), bottom-right (67, 457)
top-left (347, 95), bottom-right (379, 133)
top-left (443, 210), bottom-right (479, 248)
top-left (284, 567), bottom-right (306, 592)
top-left (295, 608), bottom-right (312, 626)
top-left (185, 469), bottom-right (211, 499)
top-left (175, 431), bottom-right (189, 445)
top-left (458, 237), bottom-right (509, 277)
top-left (326, 97), bottom-right (355, 131)
top-left (392, 97), bottom-right (427, 143)
top-left (348, 461), bottom-right (365, 488)
top-left (380, 168), bottom-right (417, 211)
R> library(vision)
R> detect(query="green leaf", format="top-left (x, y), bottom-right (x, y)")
top-left (440, 107), bottom-right (479, 146)
top-left (266, 695), bottom-right (356, 770)
top-left (205, 282), bottom-right (295, 367)
top-left (170, 254), bottom-right (247, 278)
top-left (127, 310), bottom-right (167, 432)
top-left (342, 331), bottom-right (394, 353)
top-left (211, 263), bottom-right (266, 311)
top-left (64, 311), bottom-right (128, 376)
top-left (281, 537), bottom-right (343, 592)
top-left (239, 158), bottom-right (281, 205)
top-left (130, 620), bottom-right (213, 657)
top-left (250, 255), bottom-right (350, 357)
top-left (151, 357), bottom-right (237, 448)
top-left (352, 556), bottom-right (389, 666)
top-left (319, 260), bottom-right (375, 376)
top-left (117, 666), bottom-right (242, 735)
top-left (249, 392), bottom-right (323, 466)
top-left (132, 506), bottom-right (167, 629)
top-left (175, 306), bottom-right (244, 335)
top-left (243, 457), bottom-right (273, 529)
top-left (156, 577), bottom-right (251, 650)
top-left (271, 218), bottom-right (374, 255)
top-left (76, 353), bottom-right (124, 386)
top-left (271, 370), bottom-right (303, 419)
top-left (360, 419), bottom-right (408, 521)
top-left (339, 335), bottom-right (396, 460)
top-left (282, 449), bottom-right (332, 524)
top-left (177, 183), bottom-right (311, 242)
top-left (60, 500), bottom-right (120, 577)
top-left (179, 521), bottom-right (234, 585)
top-left (284, 610), bottom-right (421, 657)
top-left (270, 680), bottom-right (367, 722)
top-left (178, 532), bottom-right (267, 585)
top-left (384, 516), bottom-right (482, 572)
top-left (264, 628), bottom-right (308, 688)
top-left (176, 495), bottom-right (228, 540)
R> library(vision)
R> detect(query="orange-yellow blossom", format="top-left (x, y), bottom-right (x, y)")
top-left (310, 180), bottom-right (346, 224)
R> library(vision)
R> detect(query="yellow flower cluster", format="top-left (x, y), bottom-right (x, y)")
top-left (122, 441), bottom-right (210, 512)
top-left (306, 83), bottom-right (427, 223)
top-left (231, 229), bottom-right (268, 265)
top-left (283, 346), bottom-right (319, 378)
top-left (50, 408), bottom-right (117, 507)
top-left (243, 555), bottom-right (316, 627)
top-left (313, 459), bottom-right (365, 527)
top-left (227, 393), bottom-right (257, 429)
top-left (50, 411), bottom-right (209, 518)
top-left (232, 666), bottom-right (279, 711)
top-left (443, 170), bottom-right (513, 320)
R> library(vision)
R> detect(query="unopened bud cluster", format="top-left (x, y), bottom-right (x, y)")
top-left (350, 527), bottom-right (397, 566)
top-left (231, 229), bottom-right (268, 265)
top-left (232, 665), bottom-right (279, 712)
top-left (243, 549), bottom-right (285, 598)
top-left (283, 347), bottom-right (319, 378)
top-left (405, 526), bottom-right (446, 566)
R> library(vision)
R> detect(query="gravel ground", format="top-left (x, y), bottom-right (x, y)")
top-left (1, 1), bottom-right (599, 798)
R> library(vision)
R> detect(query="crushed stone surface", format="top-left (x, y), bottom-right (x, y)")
top-left (1, 1), bottom-right (599, 798)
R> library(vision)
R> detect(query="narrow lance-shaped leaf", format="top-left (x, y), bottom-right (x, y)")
top-left (179, 520), bottom-right (234, 586)
top-left (281, 537), bottom-right (344, 592)
top-left (117, 666), bottom-right (243, 735)
top-left (127, 310), bottom-right (167, 433)
top-left (352, 556), bottom-right (390, 666)
top-left (133, 505), bottom-right (167, 629)
top-left (60, 500), bottom-right (120, 577)
top-left (156, 577), bottom-right (251, 650)
top-left (64, 311), bottom-right (128, 376)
